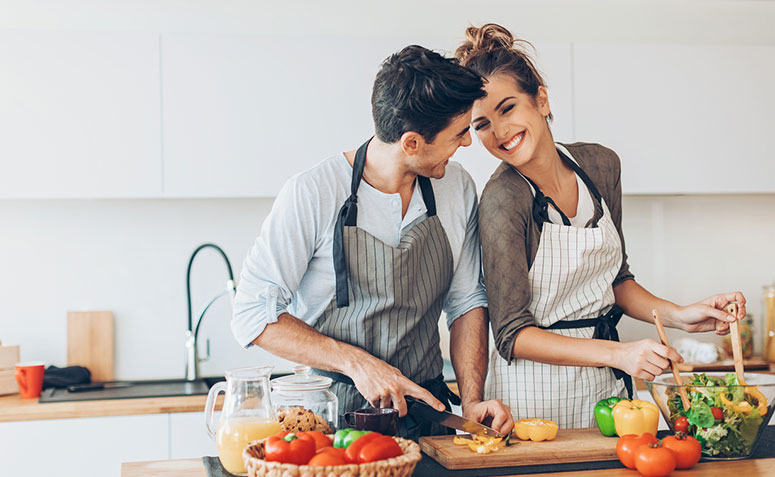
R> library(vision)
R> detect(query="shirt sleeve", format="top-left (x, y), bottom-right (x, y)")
top-left (603, 149), bottom-right (635, 287)
top-left (442, 176), bottom-right (488, 329)
top-left (479, 175), bottom-right (536, 362)
top-left (231, 176), bottom-right (320, 348)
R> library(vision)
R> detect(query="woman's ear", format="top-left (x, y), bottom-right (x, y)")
top-left (399, 131), bottom-right (422, 156)
top-left (537, 86), bottom-right (551, 117)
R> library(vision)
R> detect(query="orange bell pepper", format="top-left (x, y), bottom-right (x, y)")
top-left (514, 419), bottom-right (558, 442)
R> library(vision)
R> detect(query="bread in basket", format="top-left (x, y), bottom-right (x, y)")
top-left (243, 434), bottom-right (421, 477)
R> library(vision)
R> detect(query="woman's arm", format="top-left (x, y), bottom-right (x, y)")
top-left (613, 279), bottom-right (743, 335)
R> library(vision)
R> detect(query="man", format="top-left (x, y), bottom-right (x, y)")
top-left (232, 45), bottom-right (513, 438)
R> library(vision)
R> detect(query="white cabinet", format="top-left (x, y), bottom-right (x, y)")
top-left (161, 33), bottom-right (403, 198)
top-left (0, 414), bottom-right (168, 477)
top-left (0, 31), bottom-right (162, 198)
top-left (573, 43), bottom-right (775, 194)
top-left (169, 411), bottom-right (218, 459)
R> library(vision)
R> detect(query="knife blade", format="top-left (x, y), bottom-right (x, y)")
top-left (408, 398), bottom-right (507, 440)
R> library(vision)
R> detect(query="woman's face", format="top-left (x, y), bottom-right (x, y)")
top-left (471, 74), bottom-right (552, 167)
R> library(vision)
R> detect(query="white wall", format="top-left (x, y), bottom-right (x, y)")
top-left (2, 0), bottom-right (775, 378)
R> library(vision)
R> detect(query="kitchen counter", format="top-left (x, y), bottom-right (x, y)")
top-left (0, 392), bottom-right (221, 422)
top-left (121, 457), bottom-right (775, 476)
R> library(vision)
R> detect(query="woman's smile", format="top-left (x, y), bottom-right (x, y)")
top-left (500, 131), bottom-right (526, 153)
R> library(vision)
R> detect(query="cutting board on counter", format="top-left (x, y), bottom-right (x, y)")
top-left (67, 311), bottom-right (114, 382)
top-left (419, 427), bottom-right (617, 470)
top-left (677, 355), bottom-right (770, 372)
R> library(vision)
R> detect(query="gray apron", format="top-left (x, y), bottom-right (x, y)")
top-left (314, 138), bottom-right (457, 439)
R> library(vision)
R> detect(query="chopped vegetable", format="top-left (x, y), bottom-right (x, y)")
top-left (514, 419), bottom-right (558, 441)
top-left (453, 434), bottom-right (506, 454)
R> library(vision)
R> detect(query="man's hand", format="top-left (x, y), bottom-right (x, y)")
top-left (669, 292), bottom-right (746, 335)
top-left (349, 356), bottom-right (444, 417)
top-left (462, 399), bottom-right (514, 435)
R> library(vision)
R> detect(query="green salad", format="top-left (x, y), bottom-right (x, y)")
top-left (667, 373), bottom-right (768, 457)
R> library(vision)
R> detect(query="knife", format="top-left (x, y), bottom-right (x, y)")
top-left (67, 382), bottom-right (134, 393)
top-left (407, 398), bottom-right (510, 441)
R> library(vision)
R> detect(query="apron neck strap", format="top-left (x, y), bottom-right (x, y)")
top-left (333, 138), bottom-right (437, 308)
top-left (522, 147), bottom-right (603, 227)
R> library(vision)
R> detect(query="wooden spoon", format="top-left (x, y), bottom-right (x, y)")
top-left (653, 309), bottom-right (691, 410)
top-left (726, 302), bottom-right (747, 385)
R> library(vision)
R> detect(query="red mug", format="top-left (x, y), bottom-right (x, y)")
top-left (15, 362), bottom-right (45, 398)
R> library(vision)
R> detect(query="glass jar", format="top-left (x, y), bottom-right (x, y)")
top-left (764, 284), bottom-right (775, 363)
top-left (270, 365), bottom-right (339, 431)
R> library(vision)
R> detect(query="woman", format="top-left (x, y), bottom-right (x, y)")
top-left (455, 24), bottom-right (746, 428)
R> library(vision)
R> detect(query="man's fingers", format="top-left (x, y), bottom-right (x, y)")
top-left (391, 392), bottom-right (408, 417)
top-left (407, 386), bottom-right (444, 411)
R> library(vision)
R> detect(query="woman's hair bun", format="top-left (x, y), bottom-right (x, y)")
top-left (456, 23), bottom-right (515, 64)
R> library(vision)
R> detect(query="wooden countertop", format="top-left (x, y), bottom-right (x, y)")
top-left (121, 457), bottom-right (775, 476)
top-left (0, 393), bottom-right (221, 422)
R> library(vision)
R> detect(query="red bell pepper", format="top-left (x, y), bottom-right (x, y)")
top-left (344, 432), bottom-right (382, 463)
top-left (358, 435), bottom-right (403, 463)
top-left (264, 434), bottom-right (316, 465)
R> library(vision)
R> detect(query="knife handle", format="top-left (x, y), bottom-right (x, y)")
top-left (67, 383), bottom-right (104, 393)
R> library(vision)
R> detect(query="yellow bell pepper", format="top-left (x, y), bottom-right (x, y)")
top-left (719, 389), bottom-right (768, 415)
top-left (747, 388), bottom-right (768, 416)
top-left (514, 419), bottom-right (558, 442)
top-left (453, 434), bottom-right (505, 454)
top-left (612, 399), bottom-right (659, 437)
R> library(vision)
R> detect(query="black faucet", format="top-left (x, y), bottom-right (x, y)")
top-left (185, 243), bottom-right (236, 381)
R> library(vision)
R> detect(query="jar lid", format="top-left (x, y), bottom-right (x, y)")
top-left (271, 365), bottom-right (333, 392)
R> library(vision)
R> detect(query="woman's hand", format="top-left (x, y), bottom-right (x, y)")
top-left (613, 339), bottom-right (683, 381)
top-left (668, 292), bottom-right (746, 335)
top-left (462, 399), bottom-right (515, 436)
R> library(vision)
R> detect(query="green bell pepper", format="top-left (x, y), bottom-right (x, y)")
top-left (333, 428), bottom-right (355, 448)
top-left (594, 397), bottom-right (622, 436)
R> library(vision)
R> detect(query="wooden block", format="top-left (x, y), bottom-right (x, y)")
top-left (0, 345), bottom-right (20, 368)
top-left (67, 311), bottom-right (114, 382)
top-left (0, 368), bottom-right (18, 395)
top-left (419, 428), bottom-right (618, 470)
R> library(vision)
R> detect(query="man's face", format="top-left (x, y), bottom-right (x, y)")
top-left (409, 111), bottom-right (474, 179)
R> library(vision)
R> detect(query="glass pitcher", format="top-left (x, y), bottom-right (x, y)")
top-left (204, 366), bottom-right (281, 476)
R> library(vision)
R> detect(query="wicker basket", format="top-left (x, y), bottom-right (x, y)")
top-left (243, 435), bottom-right (421, 477)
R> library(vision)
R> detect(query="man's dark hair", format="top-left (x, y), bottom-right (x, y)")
top-left (371, 45), bottom-right (485, 144)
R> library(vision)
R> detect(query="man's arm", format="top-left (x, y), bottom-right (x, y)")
top-left (449, 307), bottom-right (514, 434)
top-left (254, 312), bottom-right (444, 417)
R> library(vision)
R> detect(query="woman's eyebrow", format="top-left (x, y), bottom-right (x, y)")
top-left (472, 96), bottom-right (517, 124)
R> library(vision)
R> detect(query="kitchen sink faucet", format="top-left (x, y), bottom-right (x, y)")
top-left (185, 243), bottom-right (237, 381)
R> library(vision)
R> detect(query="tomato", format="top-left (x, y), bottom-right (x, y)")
top-left (673, 416), bottom-right (689, 434)
top-left (662, 434), bottom-right (701, 469)
top-left (264, 434), bottom-right (316, 465)
top-left (307, 447), bottom-right (347, 466)
top-left (358, 435), bottom-right (404, 463)
top-left (711, 407), bottom-right (723, 421)
top-left (297, 431), bottom-right (333, 451)
top-left (616, 433), bottom-right (659, 469)
top-left (344, 432), bottom-right (383, 463)
top-left (634, 443), bottom-right (676, 477)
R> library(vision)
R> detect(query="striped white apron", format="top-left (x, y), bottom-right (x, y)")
top-left (485, 149), bottom-right (628, 429)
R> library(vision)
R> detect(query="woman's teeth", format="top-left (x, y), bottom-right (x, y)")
top-left (502, 131), bottom-right (525, 151)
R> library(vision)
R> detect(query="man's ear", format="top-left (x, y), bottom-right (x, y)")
top-left (399, 131), bottom-right (423, 156)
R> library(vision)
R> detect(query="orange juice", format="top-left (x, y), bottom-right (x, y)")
top-left (216, 416), bottom-right (282, 474)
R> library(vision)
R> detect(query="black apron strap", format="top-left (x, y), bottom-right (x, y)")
top-left (333, 138), bottom-right (437, 308)
top-left (540, 305), bottom-right (634, 399)
top-left (522, 146), bottom-right (603, 228)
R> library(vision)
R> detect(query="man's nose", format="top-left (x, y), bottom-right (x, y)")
top-left (460, 131), bottom-right (473, 147)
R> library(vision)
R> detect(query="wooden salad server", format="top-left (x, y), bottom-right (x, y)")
top-left (653, 309), bottom-right (691, 410)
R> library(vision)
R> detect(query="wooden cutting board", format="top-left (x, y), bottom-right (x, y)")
top-left (419, 428), bottom-right (617, 470)
top-left (67, 311), bottom-right (114, 382)
top-left (677, 355), bottom-right (770, 372)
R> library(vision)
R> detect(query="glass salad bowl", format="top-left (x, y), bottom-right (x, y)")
top-left (646, 372), bottom-right (775, 460)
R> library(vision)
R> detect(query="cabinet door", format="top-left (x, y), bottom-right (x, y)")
top-left (169, 411), bottom-right (219, 459)
top-left (454, 42), bottom-right (574, 193)
top-left (0, 414), bottom-right (168, 477)
top-left (161, 33), bottom-right (402, 198)
top-left (0, 31), bottom-right (162, 198)
top-left (574, 43), bottom-right (775, 194)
